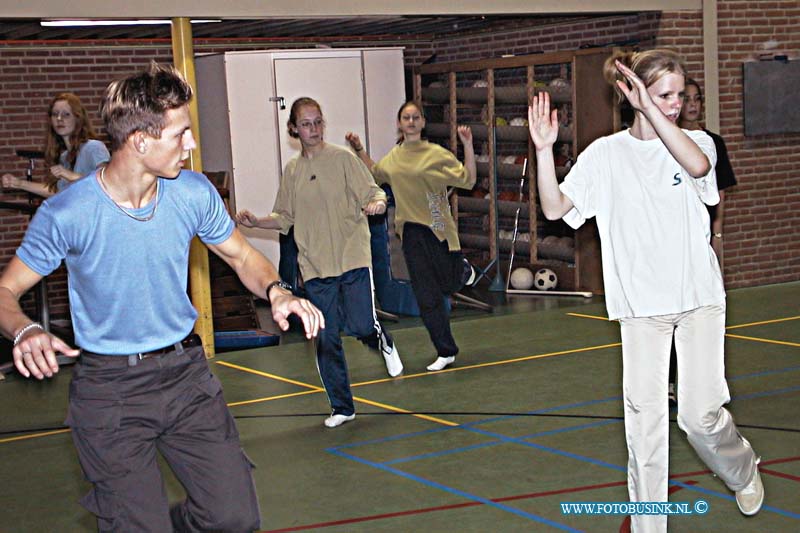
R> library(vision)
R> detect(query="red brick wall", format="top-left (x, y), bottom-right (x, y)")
top-left (0, 6), bottom-right (798, 324)
top-left (415, 7), bottom-right (800, 288)
top-left (0, 43), bottom-right (176, 318)
top-left (712, 1), bottom-right (799, 286)
top-left (416, 13), bottom-right (661, 64)
top-left (636, 6), bottom-right (800, 287)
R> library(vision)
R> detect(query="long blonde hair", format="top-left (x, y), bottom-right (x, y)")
top-left (603, 49), bottom-right (687, 102)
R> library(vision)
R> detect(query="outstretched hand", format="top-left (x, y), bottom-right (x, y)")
top-left (613, 60), bottom-right (653, 113)
top-left (13, 329), bottom-right (80, 380)
top-left (269, 291), bottom-right (325, 339)
top-left (2, 173), bottom-right (19, 189)
top-left (528, 92), bottom-right (559, 150)
top-left (235, 210), bottom-right (258, 228)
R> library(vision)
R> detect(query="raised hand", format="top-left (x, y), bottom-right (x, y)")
top-left (528, 92), bottom-right (559, 150)
top-left (456, 125), bottom-right (473, 145)
top-left (345, 132), bottom-right (364, 152)
top-left (613, 60), bottom-right (654, 113)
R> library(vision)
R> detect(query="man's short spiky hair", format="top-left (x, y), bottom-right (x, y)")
top-left (101, 61), bottom-right (193, 150)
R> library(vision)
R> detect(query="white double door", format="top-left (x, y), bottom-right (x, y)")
top-left (196, 48), bottom-right (404, 267)
top-left (273, 55), bottom-right (367, 170)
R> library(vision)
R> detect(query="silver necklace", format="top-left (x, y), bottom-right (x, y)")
top-left (99, 166), bottom-right (159, 222)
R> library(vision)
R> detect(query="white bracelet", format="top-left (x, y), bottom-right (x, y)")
top-left (13, 322), bottom-right (45, 346)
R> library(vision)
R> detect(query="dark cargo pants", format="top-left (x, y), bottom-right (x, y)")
top-left (65, 343), bottom-right (260, 532)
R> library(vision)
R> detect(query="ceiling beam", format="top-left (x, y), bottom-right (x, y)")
top-left (2, 0), bottom-right (701, 18)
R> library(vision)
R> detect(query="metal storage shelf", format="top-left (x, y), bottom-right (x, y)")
top-left (426, 123), bottom-right (571, 143)
top-left (414, 48), bottom-right (618, 292)
top-left (421, 85), bottom-right (572, 105)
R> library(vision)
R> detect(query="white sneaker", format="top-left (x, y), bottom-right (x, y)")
top-left (736, 463), bottom-right (764, 516)
top-left (427, 356), bottom-right (455, 371)
top-left (381, 341), bottom-right (403, 377)
top-left (324, 413), bottom-right (355, 428)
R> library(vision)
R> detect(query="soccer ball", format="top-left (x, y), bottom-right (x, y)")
top-left (509, 267), bottom-right (534, 290)
top-left (534, 268), bottom-right (558, 290)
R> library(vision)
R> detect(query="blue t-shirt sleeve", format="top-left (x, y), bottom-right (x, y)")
top-left (196, 175), bottom-right (235, 245)
top-left (16, 205), bottom-right (68, 276)
top-left (73, 140), bottom-right (110, 177)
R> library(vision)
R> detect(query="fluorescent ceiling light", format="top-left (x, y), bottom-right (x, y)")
top-left (41, 20), bottom-right (221, 27)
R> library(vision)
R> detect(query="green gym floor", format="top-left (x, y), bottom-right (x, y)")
top-left (1, 282), bottom-right (798, 532)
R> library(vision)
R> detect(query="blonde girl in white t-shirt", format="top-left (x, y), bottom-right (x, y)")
top-left (528, 49), bottom-right (762, 533)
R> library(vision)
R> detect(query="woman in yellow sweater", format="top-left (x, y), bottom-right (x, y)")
top-left (347, 101), bottom-right (477, 371)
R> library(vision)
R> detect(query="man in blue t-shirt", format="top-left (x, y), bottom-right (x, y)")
top-left (0, 63), bottom-right (324, 532)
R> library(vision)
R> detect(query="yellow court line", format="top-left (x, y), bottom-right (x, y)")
top-left (227, 389), bottom-right (321, 407)
top-left (726, 315), bottom-right (800, 330)
top-left (215, 360), bottom-right (320, 389)
top-left (352, 396), bottom-right (459, 427)
top-left (725, 333), bottom-right (800, 348)
top-left (566, 312), bottom-right (611, 321)
top-left (0, 428), bottom-right (71, 445)
top-left (4, 341), bottom-right (623, 444)
top-left (405, 342), bottom-right (623, 377)
top-left (568, 311), bottom-right (800, 338)
top-left (216, 359), bottom-right (458, 426)
top-left (216, 342), bottom-right (623, 424)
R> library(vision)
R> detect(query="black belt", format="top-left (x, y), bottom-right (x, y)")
top-left (135, 333), bottom-right (202, 359)
top-left (81, 333), bottom-right (202, 365)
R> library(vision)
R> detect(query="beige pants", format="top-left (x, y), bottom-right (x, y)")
top-left (619, 303), bottom-right (757, 533)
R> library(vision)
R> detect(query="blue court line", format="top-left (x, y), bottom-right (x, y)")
top-left (457, 396), bottom-right (622, 430)
top-left (331, 395), bottom-right (622, 452)
top-left (366, 383), bottom-right (795, 467)
top-left (327, 447), bottom-right (584, 532)
top-left (666, 479), bottom-right (800, 519)
top-left (521, 419), bottom-right (621, 439)
top-left (332, 424), bottom-right (454, 450)
top-left (734, 384), bottom-right (800, 400)
top-left (384, 419), bottom-right (621, 467)
top-left (331, 380), bottom-right (798, 481)
top-left (384, 439), bottom-right (504, 466)
top-left (463, 424), bottom-right (628, 473)
top-left (463, 425), bottom-right (800, 519)
top-left (729, 364), bottom-right (800, 381)
top-left (333, 363), bottom-right (800, 455)
top-left (327, 376), bottom-right (800, 522)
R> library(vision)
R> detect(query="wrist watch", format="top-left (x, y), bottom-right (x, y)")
top-left (266, 279), bottom-right (292, 304)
